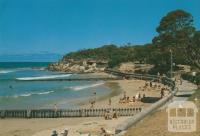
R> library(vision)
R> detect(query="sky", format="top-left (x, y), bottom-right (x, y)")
top-left (0, 0), bottom-right (200, 57)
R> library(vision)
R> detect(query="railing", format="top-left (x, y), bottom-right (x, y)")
top-left (0, 107), bottom-right (142, 119)
top-left (105, 69), bottom-right (175, 91)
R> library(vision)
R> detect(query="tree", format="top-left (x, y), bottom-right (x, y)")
top-left (153, 9), bottom-right (200, 69)
top-left (153, 9), bottom-right (195, 48)
top-left (185, 31), bottom-right (200, 69)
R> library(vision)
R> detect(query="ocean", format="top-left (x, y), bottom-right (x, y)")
top-left (0, 62), bottom-right (110, 109)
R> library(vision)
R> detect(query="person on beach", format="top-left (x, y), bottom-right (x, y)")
top-left (157, 72), bottom-right (160, 77)
top-left (138, 93), bottom-right (141, 100)
top-left (161, 88), bottom-right (165, 98)
top-left (146, 81), bottom-right (148, 86)
top-left (54, 104), bottom-right (58, 117)
top-left (157, 72), bottom-right (161, 83)
top-left (100, 127), bottom-right (107, 135)
top-left (126, 96), bottom-right (130, 103)
top-left (90, 100), bottom-right (95, 108)
top-left (93, 90), bottom-right (97, 99)
top-left (123, 91), bottom-right (126, 99)
top-left (135, 92), bottom-right (141, 101)
top-left (180, 78), bottom-right (182, 85)
top-left (51, 130), bottom-right (58, 136)
top-left (150, 82), bottom-right (152, 87)
top-left (143, 93), bottom-right (146, 99)
top-left (132, 96), bottom-right (135, 102)
top-left (62, 129), bottom-right (68, 136)
top-left (108, 98), bottom-right (112, 106)
top-left (104, 110), bottom-right (112, 120)
top-left (113, 110), bottom-right (118, 119)
top-left (135, 93), bottom-right (139, 101)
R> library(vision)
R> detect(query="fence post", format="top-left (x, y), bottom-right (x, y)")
top-left (0, 110), bottom-right (5, 118)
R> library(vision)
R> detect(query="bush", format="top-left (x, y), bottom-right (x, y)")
top-left (181, 73), bottom-right (200, 85)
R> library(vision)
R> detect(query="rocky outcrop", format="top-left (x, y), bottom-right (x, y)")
top-left (117, 62), bottom-right (153, 73)
top-left (48, 59), bottom-right (154, 74)
top-left (48, 59), bottom-right (107, 73)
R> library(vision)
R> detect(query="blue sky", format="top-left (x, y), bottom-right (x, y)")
top-left (0, 0), bottom-right (200, 56)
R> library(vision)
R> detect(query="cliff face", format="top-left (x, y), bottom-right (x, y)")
top-left (48, 59), bottom-right (108, 73)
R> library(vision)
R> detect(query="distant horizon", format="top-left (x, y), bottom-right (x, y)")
top-left (0, 0), bottom-right (200, 61)
top-left (0, 44), bottom-right (143, 62)
top-left (0, 53), bottom-right (62, 62)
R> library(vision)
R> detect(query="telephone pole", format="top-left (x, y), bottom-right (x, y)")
top-left (170, 49), bottom-right (173, 78)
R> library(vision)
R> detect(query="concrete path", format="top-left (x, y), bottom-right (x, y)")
top-left (173, 80), bottom-right (197, 100)
top-left (162, 80), bottom-right (197, 109)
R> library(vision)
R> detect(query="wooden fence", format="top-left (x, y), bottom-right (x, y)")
top-left (0, 107), bottom-right (142, 119)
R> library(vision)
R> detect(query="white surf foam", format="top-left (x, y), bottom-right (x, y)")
top-left (13, 90), bottom-right (54, 98)
top-left (69, 82), bottom-right (104, 91)
top-left (31, 67), bottom-right (46, 71)
top-left (16, 74), bottom-right (72, 80)
top-left (0, 70), bottom-right (15, 74)
top-left (20, 93), bottom-right (32, 97)
top-left (0, 68), bottom-right (33, 74)
top-left (37, 91), bottom-right (54, 95)
top-left (16, 67), bottom-right (34, 71)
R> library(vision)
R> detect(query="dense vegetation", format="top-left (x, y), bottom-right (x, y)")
top-left (62, 9), bottom-right (200, 75)
top-left (63, 45), bottom-right (119, 60)
top-left (182, 73), bottom-right (200, 86)
top-left (153, 10), bottom-right (200, 69)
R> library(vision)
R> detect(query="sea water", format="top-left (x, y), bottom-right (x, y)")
top-left (0, 62), bottom-right (111, 109)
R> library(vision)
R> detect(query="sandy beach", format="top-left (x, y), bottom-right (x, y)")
top-left (81, 79), bottom-right (166, 109)
top-left (0, 79), bottom-right (166, 136)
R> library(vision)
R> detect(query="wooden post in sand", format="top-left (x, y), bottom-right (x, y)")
top-left (69, 109), bottom-right (72, 117)
top-left (0, 107), bottom-right (143, 118)
top-left (0, 110), bottom-right (5, 118)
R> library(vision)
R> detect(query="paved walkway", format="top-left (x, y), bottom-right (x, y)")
top-left (174, 80), bottom-right (197, 100)
top-left (161, 80), bottom-right (197, 109)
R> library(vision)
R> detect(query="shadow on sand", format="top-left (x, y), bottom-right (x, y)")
top-left (141, 97), bottom-right (161, 103)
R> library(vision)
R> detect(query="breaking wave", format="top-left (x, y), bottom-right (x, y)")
top-left (16, 74), bottom-right (72, 80)
top-left (13, 90), bottom-right (54, 98)
top-left (0, 70), bottom-right (16, 74)
top-left (0, 67), bottom-right (35, 74)
top-left (69, 82), bottom-right (104, 91)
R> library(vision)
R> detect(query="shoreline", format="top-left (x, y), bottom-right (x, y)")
top-left (0, 73), bottom-right (166, 136)
top-left (74, 81), bottom-right (122, 107)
